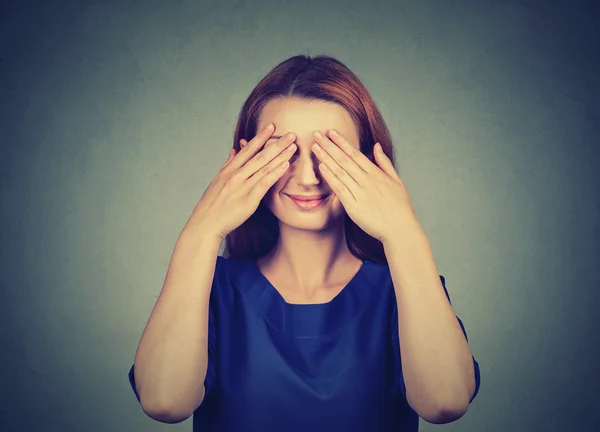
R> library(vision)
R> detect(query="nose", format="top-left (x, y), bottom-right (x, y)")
top-left (289, 151), bottom-right (324, 187)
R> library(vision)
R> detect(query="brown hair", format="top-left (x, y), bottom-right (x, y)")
top-left (223, 54), bottom-right (398, 265)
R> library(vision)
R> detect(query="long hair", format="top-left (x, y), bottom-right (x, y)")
top-left (222, 54), bottom-right (398, 265)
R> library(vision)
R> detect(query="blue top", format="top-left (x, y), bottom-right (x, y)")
top-left (128, 255), bottom-right (480, 431)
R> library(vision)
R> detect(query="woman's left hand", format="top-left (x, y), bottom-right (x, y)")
top-left (312, 129), bottom-right (421, 243)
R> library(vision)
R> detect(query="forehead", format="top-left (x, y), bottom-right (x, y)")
top-left (257, 97), bottom-right (359, 146)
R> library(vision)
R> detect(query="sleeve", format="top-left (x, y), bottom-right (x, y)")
top-left (392, 274), bottom-right (481, 404)
top-left (199, 275), bottom-right (219, 408)
top-left (127, 255), bottom-right (224, 408)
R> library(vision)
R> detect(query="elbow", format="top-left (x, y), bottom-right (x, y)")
top-left (141, 400), bottom-right (193, 424)
top-left (407, 388), bottom-right (470, 425)
top-left (139, 393), bottom-right (195, 424)
top-left (410, 363), bottom-right (478, 424)
top-left (418, 399), bottom-right (469, 425)
top-left (135, 376), bottom-right (205, 424)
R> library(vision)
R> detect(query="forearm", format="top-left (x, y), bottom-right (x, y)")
top-left (134, 229), bottom-right (221, 420)
top-left (383, 223), bottom-right (475, 423)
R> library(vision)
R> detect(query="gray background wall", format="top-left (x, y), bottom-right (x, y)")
top-left (1, 0), bottom-right (598, 431)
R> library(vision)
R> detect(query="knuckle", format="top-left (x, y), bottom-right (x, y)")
top-left (216, 170), bottom-right (229, 183)
top-left (240, 146), bottom-right (252, 157)
top-left (226, 172), bottom-right (241, 186)
top-left (241, 194), bottom-right (252, 206)
top-left (219, 166), bottom-right (233, 178)
top-left (260, 164), bottom-right (271, 176)
top-left (349, 148), bottom-right (361, 159)
top-left (221, 179), bottom-right (233, 192)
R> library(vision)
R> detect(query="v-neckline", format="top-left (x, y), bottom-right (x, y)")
top-left (250, 258), bottom-right (367, 306)
top-left (239, 257), bottom-right (373, 338)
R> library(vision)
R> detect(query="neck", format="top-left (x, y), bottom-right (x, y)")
top-left (259, 222), bottom-right (358, 293)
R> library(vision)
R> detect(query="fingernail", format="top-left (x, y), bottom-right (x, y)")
top-left (265, 123), bottom-right (273, 131)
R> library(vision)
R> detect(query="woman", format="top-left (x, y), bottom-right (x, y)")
top-left (128, 54), bottom-right (481, 431)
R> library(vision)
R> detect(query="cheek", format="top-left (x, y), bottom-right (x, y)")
top-left (262, 175), bottom-right (287, 207)
top-left (267, 175), bottom-right (287, 195)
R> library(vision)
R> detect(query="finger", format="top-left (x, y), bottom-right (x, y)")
top-left (313, 141), bottom-right (360, 193)
top-left (227, 124), bottom-right (275, 171)
top-left (374, 142), bottom-right (401, 181)
top-left (326, 129), bottom-right (374, 174)
top-left (248, 143), bottom-right (296, 200)
top-left (314, 131), bottom-right (367, 186)
top-left (238, 132), bottom-right (296, 181)
top-left (318, 162), bottom-right (356, 203)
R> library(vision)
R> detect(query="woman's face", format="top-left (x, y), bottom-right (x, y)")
top-left (248, 97), bottom-right (361, 233)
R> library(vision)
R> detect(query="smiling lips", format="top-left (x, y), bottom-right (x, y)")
top-left (286, 193), bottom-right (330, 210)
top-left (286, 194), bottom-right (329, 201)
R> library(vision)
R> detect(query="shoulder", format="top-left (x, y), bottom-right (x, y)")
top-left (213, 255), bottom-right (237, 286)
top-left (356, 260), bottom-right (393, 297)
top-left (214, 255), bottom-right (244, 277)
top-left (210, 255), bottom-right (253, 300)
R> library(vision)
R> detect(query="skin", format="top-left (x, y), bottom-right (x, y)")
top-left (240, 97), bottom-right (364, 304)
top-left (243, 98), bottom-right (476, 421)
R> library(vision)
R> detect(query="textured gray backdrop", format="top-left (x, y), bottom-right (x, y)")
top-left (1, 0), bottom-right (598, 431)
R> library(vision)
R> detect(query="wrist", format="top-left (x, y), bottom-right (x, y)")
top-left (178, 225), bottom-right (223, 252)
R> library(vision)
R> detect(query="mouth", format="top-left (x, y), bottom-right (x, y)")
top-left (286, 194), bottom-right (330, 201)
top-left (286, 193), bottom-right (331, 210)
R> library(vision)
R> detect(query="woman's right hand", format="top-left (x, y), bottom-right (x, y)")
top-left (184, 123), bottom-right (297, 241)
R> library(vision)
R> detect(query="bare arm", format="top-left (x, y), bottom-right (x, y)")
top-left (132, 226), bottom-right (222, 423)
top-left (383, 221), bottom-right (476, 424)
top-left (130, 123), bottom-right (296, 423)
